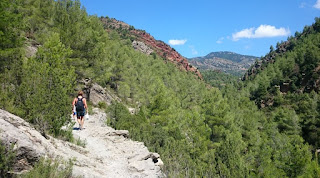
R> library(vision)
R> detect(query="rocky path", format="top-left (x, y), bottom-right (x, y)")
top-left (0, 108), bottom-right (164, 178)
top-left (70, 108), bottom-right (164, 177)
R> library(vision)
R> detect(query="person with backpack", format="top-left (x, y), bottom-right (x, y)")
top-left (72, 91), bottom-right (88, 130)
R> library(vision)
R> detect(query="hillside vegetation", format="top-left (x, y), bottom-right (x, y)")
top-left (242, 17), bottom-right (320, 150)
top-left (1, 0), bottom-right (320, 177)
top-left (201, 70), bottom-right (239, 89)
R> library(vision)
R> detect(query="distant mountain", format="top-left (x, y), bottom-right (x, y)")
top-left (189, 51), bottom-right (258, 76)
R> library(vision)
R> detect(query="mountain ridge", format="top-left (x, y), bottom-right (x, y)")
top-left (189, 51), bottom-right (258, 76)
top-left (100, 17), bottom-right (202, 79)
top-left (203, 51), bottom-right (257, 63)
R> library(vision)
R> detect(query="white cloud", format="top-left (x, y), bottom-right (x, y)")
top-left (232, 28), bottom-right (254, 40)
top-left (232, 25), bottom-right (290, 41)
top-left (254, 25), bottom-right (290, 38)
top-left (168, 39), bottom-right (187, 45)
top-left (314, 0), bottom-right (320, 8)
top-left (189, 45), bottom-right (198, 55)
top-left (299, 2), bottom-right (306, 8)
top-left (216, 37), bottom-right (224, 44)
top-left (191, 49), bottom-right (198, 55)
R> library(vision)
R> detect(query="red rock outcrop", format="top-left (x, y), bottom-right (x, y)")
top-left (100, 17), bottom-right (202, 79)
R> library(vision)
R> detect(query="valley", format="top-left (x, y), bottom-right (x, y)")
top-left (1, 0), bottom-right (320, 177)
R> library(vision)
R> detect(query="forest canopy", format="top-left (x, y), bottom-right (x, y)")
top-left (1, 0), bottom-right (320, 177)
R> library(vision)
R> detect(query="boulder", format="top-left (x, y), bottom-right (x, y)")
top-left (25, 45), bottom-right (38, 58)
top-left (107, 130), bottom-right (129, 138)
top-left (89, 83), bottom-right (116, 106)
top-left (79, 81), bottom-right (120, 106)
top-left (0, 110), bottom-right (51, 174)
top-left (132, 40), bottom-right (154, 55)
top-left (128, 107), bottom-right (136, 114)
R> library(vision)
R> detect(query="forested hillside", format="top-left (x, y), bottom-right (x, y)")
top-left (201, 70), bottom-right (238, 89)
top-left (1, 0), bottom-right (320, 177)
top-left (241, 17), bottom-right (320, 151)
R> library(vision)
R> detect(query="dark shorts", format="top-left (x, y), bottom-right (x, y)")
top-left (77, 110), bottom-right (85, 118)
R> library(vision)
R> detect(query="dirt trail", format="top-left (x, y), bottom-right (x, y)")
top-left (69, 108), bottom-right (164, 177)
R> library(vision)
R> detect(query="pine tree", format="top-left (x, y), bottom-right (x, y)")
top-left (21, 32), bottom-right (76, 136)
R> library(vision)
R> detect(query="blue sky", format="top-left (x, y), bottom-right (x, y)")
top-left (80, 0), bottom-right (320, 58)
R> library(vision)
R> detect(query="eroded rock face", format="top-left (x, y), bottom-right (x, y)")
top-left (89, 83), bottom-right (119, 106)
top-left (0, 109), bottom-right (165, 177)
top-left (25, 45), bottom-right (38, 58)
top-left (78, 80), bottom-right (120, 106)
top-left (132, 40), bottom-right (154, 55)
top-left (0, 110), bottom-right (49, 173)
top-left (100, 17), bottom-right (202, 79)
top-left (131, 30), bottom-right (202, 79)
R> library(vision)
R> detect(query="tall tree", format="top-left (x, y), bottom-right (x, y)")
top-left (21, 32), bottom-right (76, 136)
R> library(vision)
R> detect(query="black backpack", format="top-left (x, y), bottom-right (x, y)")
top-left (76, 97), bottom-right (85, 112)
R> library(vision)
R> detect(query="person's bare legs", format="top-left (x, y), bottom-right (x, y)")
top-left (73, 114), bottom-right (77, 122)
top-left (77, 117), bottom-right (81, 129)
top-left (79, 116), bottom-right (84, 130)
top-left (82, 116), bottom-right (85, 129)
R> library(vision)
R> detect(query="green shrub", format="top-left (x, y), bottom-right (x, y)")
top-left (97, 101), bottom-right (107, 110)
top-left (20, 158), bottom-right (73, 178)
top-left (0, 140), bottom-right (15, 177)
top-left (86, 101), bottom-right (94, 115)
top-left (57, 128), bottom-right (74, 143)
top-left (75, 138), bottom-right (87, 148)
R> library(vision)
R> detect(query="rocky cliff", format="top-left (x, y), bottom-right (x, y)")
top-left (100, 17), bottom-right (202, 79)
top-left (0, 109), bottom-right (164, 177)
top-left (242, 41), bottom-right (291, 81)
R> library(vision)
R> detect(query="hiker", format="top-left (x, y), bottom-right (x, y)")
top-left (72, 91), bottom-right (88, 130)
